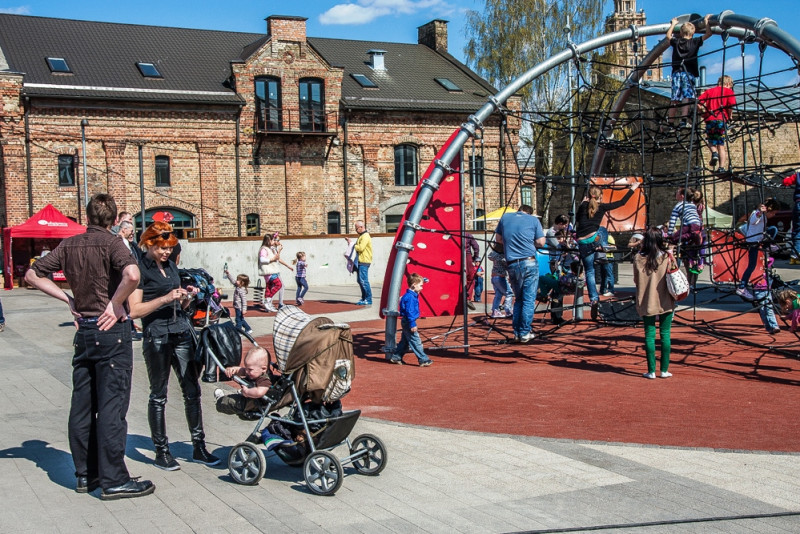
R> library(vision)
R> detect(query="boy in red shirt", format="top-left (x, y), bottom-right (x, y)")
top-left (698, 75), bottom-right (736, 171)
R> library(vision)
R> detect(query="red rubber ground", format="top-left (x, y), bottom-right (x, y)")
top-left (245, 299), bottom-right (800, 452)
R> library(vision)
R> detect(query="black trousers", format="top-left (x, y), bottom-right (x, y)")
top-left (69, 321), bottom-right (132, 490)
top-left (142, 330), bottom-right (205, 451)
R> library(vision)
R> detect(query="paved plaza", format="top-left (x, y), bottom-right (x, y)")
top-left (1, 275), bottom-right (799, 533)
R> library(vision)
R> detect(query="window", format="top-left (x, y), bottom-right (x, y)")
top-left (521, 186), bottom-right (532, 207)
top-left (469, 155), bottom-right (484, 187)
top-left (155, 155), bottom-right (170, 187)
top-left (299, 78), bottom-right (325, 132)
top-left (394, 144), bottom-right (418, 186)
top-left (58, 155), bottom-right (75, 186)
top-left (246, 213), bottom-right (260, 236)
top-left (435, 78), bottom-right (462, 92)
top-left (327, 211), bottom-right (341, 234)
top-left (474, 209), bottom-right (485, 231)
top-left (385, 214), bottom-right (403, 234)
top-left (46, 57), bottom-right (71, 73)
top-left (255, 77), bottom-right (282, 131)
top-left (137, 62), bottom-right (162, 78)
top-left (351, 73), bottom-right (377, 88)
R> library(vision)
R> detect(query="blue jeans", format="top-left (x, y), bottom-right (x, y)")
top-left (392, 318), bottom-right (429, 363)
top-left (507, 258), bottom-right (539, 337)
top-left (295, 277), bottom-right (308, 300)
top-left (474, 276), bottom-right (484, 301)
top-left (793, 201), bottom-right (800, 258)
top-left (740, 244), bottom-right (760, 288)
top-left (491, 275), bottom-right (513, 314)
top-left (755, 289), bottom-right (779, 332)
top-left (0, 296), bottom-right (4, 324)
top-left (597, 227), bottom-right (614, 294)
top-left (234, 308), bottom-right (251, 332)
top-left (357, 263), bottom-right (372, 303)
top-left (578, 241), bottom-right (599, 303)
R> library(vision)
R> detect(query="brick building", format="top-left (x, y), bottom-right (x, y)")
top-left (0, 14), bottom-right (519, 237)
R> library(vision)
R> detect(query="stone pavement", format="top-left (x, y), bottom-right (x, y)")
top-left (1, 276), bottom-right (799, 533)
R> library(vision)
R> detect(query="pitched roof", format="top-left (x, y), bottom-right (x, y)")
top-left (0, 14), bottom-right (257, 105)
top-left (308, 37), bottom-right (496, 112)
top-left (0, 14), bottom-right (496, 113)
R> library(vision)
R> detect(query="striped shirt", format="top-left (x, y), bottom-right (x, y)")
top-left (667, 201), bottom-right (702, 233)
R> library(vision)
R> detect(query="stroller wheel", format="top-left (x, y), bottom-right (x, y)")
top-left (303, 450), bottom-right (343, 496)
top-left (228, 442), bottom-right (266, 485)
top-left (350, 433), bottom-right (388, 476)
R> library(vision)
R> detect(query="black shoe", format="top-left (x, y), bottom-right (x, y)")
top-left (100, 478), bottom-right (155, 501)
top-left (709, 152), bottom-right (719, 167)
top-left (590, 301), bottom-right (599, 321)
top-left (466, 300), bottom-right (476, 310)
top-left (154, 450), bottom-right (181, 471)
top-left (192, 444), bottom-right (221, 466)
top-left (75, 475), bottom-right (99, 494)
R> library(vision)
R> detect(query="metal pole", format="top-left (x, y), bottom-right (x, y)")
top-left (566, 17), bottom-right (576, 215)
top-left (80, 119), bottom-right (89, 204)
top-left (138, 145), bottom-right (145, 234)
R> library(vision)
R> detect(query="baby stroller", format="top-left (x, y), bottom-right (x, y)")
top-left (179, 267), bottom-right (227, 327)
top-left (202, 305), bottom-right (387, 496)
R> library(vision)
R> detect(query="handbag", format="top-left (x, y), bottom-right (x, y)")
top-left (665, 252), bottom-right (690, 301)
top-left (258, 246), bottom-right (279, 276)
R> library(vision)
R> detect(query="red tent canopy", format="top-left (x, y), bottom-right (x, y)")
top-left (3, 204), bottom-right (86, 289)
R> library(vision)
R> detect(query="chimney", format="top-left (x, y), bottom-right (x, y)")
top-left (418, 19), bottom-right (448, 53)
top-left (266, 15), bottom-right (307, 42)
top-left (367, 49), bottom-right (387, 71)
top-left (699, 66), bottom-right (706, 87)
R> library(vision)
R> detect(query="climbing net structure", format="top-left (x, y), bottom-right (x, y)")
top-left (383, 11), bottom-right (800, 357)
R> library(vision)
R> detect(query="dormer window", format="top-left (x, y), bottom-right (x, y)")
top-left (46, 57), bottom-right (71, 73)
top-left (435, 78), bottom-right (462, 92)
top-left (351, 74), bottom-right (378, 88)
top-left (137, 62), bottom-right (163, 78)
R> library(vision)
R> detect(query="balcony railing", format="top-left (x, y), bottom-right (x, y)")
top-left (257, 106), bottom-right (337, 135)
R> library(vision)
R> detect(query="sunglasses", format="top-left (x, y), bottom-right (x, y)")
top-left (158, 231), bottom-right (172, 240)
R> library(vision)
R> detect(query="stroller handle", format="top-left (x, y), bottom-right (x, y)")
top-left (317, 323), bottom-right (350, 330)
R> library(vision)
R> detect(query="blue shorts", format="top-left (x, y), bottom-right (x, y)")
top-left (671, 72), bottom-right (697, 101)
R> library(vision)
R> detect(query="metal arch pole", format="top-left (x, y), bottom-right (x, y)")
top-left (382, 12), bottom-right (800, 352)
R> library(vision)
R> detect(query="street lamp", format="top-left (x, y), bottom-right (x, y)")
top-left (80, 119), bottom-right (89, 205)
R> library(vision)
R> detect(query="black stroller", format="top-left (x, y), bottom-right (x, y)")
top-left (200, 305), bottom-right (387, 496)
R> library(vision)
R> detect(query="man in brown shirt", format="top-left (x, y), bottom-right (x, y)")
top-left (25, 194), bottom-right (155, 500)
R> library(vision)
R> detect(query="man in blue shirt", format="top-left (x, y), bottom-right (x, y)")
top-left (494, 205), bottom-right (546, 342)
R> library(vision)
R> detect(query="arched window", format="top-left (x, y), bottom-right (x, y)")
top-left (246, 213), bottom-right (260, 236)
top-left (394, 144), bottom-right (418, 186)
top-left (255, 76), bottom-right (282, 131)
top-left (58, 154), bottom-right (75, 186)
top-left (155, 155), bottom-right (170, 187)
top-left (299, 78), bottom-right (325, 132)
top-left (327, 211), bottom-right (341, 234)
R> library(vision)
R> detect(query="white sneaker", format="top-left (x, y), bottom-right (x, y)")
top-left (602, 291), bottom-right (614, 297)
top-left (660, 371), bottom-right (672, 378)
top-left (491, 309), bottom-right (505, 318)
top-left (246, 329), bottom-right (253, 335)
top-left (213, 388), bottom-right (225, 401)
top-left (264, 302), bottom-right (277, 312)
top-left (642, 372), bottom-right (656, 379)
top-left (519, 332), bottom-right (535, 343)
top-left (735, 287), bottom-right (754, 300)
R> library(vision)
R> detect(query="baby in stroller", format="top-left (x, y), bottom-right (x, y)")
top-left (213, 346), bottom-right (270, 417)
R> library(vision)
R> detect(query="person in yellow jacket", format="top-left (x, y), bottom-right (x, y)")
top-left (345, 220), bottom-right (373, 305)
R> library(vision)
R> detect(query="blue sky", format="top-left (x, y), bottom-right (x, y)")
top-left (1, 0), bottom-right (798, 84)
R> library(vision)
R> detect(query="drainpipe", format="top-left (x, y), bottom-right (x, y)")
top-left (235, 106), bottom-right (242, 236)
top-left (342, 110), bottom-right (350, 233)
top-left (499, 119), bottom-right (506, 204)
top-left (23, 97), bottom-right (32, 217)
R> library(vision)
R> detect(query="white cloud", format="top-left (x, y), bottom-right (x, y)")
top-left (319, 0), bottom-right (451, 26)
top-left (705, 54), bottom-right (757, 76)
top-left (0, 6), bottom-right (31, 15)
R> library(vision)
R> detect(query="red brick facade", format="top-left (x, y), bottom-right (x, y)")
top-left (0, 17), bottom-right (520, 237)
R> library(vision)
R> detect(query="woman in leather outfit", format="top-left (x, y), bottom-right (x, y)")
top-left (128, 222), bottom-right (219, 470)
